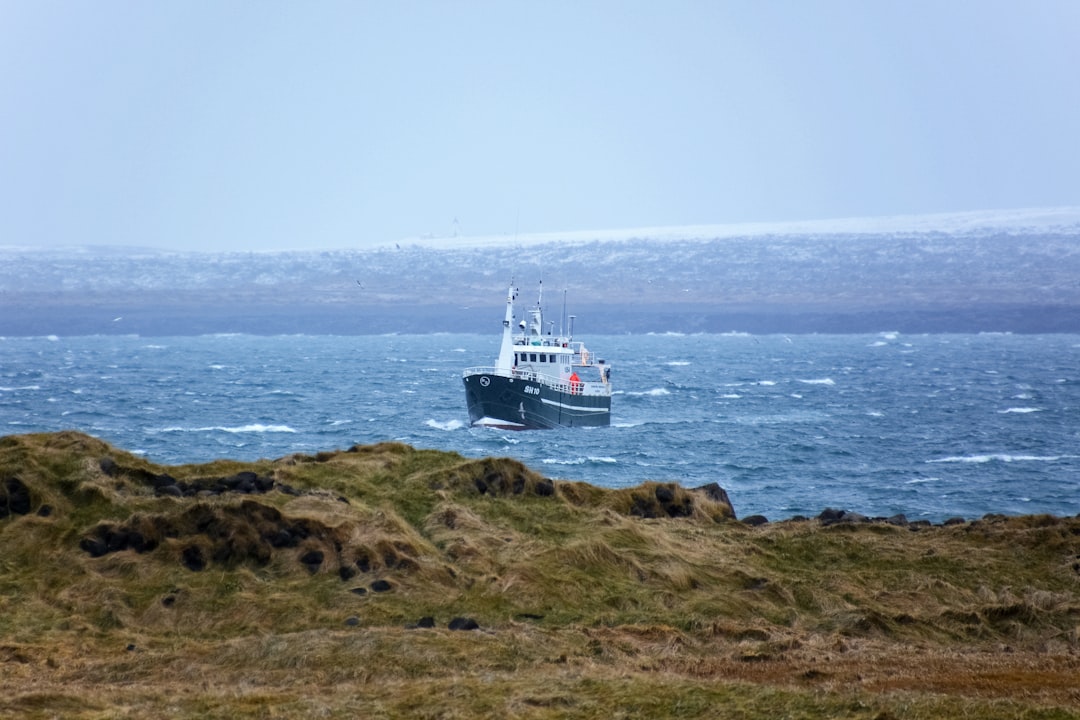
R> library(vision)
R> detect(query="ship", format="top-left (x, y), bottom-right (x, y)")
top-left (463, 284), bottom-right (612, 429)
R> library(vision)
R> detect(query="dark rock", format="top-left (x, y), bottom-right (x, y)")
top-left (630, 493), bottom-right (658, 518)
top-left (223, 472), bottom-right (258, 493)
top-left (254, 476), bottom-right (275, 493)
top-left (105, 528), bottom-right (131, 552)
top-left (448, 617), bottom-right (479, 631)
top-left (515, 613), bottom-right (545, 620)
top-left (818, 508), bottom-right (847, 525)
top-left (268, 528), bottom-right (298, 548)
top-left (885, 514), bottom-right (908, 526)
top-left (182, 545), bottom-right (206, 572)
top-left (150, 473), bottom-right (178, 489)
top-left (339, 565), bottom-right (358, 581)
top-left (512, 475), bottom-right (526, 494)
top-left (691, 482), bottom-right (732, 506)
top-left (126, 644), bottom-right (136, 652)
top-left (416, 616), bottom-right (435, 628)
top-left (299, 549), bottom-right (324, 573)
top-left (355, 554), bottom-right (371, 573)
top-left (162, 595), bottom-right (176, 607)
top-left (654, 484), bottom-right (675, 503)
top-left (1, 476), bottom-right (32, 517)
top-left (344, 616), bottom-right (360, 627)
top-left (156, 484), bottom-right (183, 498)
top-left (844, 512), bottom-right (869, 524)
top-left (534, 478), bottom-right (555, 497)
top-left (664, 497), bottom-right (693, 518)
top-left (742, 514), bottom-right (769, 527)
top-left (99, 457), bottom-right (120, 477)
top-left (944, 517), bottom-right (967, 526)
top-left (350, 587), bottom-right (368, 596)
top-left (370, 579), bottom-right (393, 593)
top-left (37, 504), bottom-right (52, 517)
top-left (80, 537), bottom-right (109, 558)
top-left (126, 530), bottom-right (156, 554)
top-left (299, 549), bottom-right (324, 565)
top-left (277, 484), bottom-right (300, 496)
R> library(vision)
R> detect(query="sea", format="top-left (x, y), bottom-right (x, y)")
top-left (2, 332), bottom-right (1078, 524)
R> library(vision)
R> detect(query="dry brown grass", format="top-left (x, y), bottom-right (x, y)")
top-left (1, 430), bottom-right (1079, 718)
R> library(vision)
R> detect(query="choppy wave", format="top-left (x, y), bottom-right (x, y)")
top-left (542, 456), bottom-right (618, 466)
top-left (425, 419), bottom-right (464, 431)
top-left (927, 454), bottom-right (1065, 464)
top-left (160, 424), bottom-right (297, 434)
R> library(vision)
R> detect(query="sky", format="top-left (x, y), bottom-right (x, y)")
top-left (1, 1), bottom-right (1078, 252)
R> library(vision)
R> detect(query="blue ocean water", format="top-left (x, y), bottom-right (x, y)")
top-left (2, 332), bottom-right (1078, 523)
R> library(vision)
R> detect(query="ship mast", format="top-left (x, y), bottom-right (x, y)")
top-left (495, 285), bottom-right (516, 371)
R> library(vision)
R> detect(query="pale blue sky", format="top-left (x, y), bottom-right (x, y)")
top-left (1, 1), bottom-right (1077, 251)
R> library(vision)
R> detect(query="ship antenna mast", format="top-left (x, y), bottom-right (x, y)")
top-left (560, 289), bottom-right (567, 338)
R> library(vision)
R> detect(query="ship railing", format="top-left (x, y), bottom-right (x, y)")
top-left (463, 366), bottom-right (611, 397)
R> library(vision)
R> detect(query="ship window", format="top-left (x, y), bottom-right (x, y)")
top-left (530, 353), bottom-right (537, 362)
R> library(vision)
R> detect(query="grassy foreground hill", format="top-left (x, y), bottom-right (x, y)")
top-left (1, 431), bottom-right (1078, 719)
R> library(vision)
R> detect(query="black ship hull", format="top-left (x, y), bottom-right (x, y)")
top-left (463, 372), bottom-right (610, 429)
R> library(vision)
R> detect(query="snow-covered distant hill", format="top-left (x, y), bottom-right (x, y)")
top-left (3, 208), bottom-right (1080, 335)
top-left (397, 206), bottom-right (1080, 250)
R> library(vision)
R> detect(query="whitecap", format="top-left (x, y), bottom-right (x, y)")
top-left (997, 407), bottom-right (1042, 414)
top-left (866, 411), bottom-right (884, 417)
top-left (542, 456), bottom-right (616, 466)
top-left (927, 454), bottom-right (1062, 464)
top-left (798, 378), bottom-right (835, 386)
top-left (720, 394), bottom-right (741, 399)
top-left (665, 361), bottom-right (691, 366)
top-left (754, 380), bottom-right (776, 386)
top-left (790, 393), bottom-right (803, 399)
top-left (161, 424), bottom-right (297, 434)
top-left (425, 419), bottom-right (464, 431)
top-left (868, 341), bottom-right (888, 347)
top-left (625, 388), bottom-right (670, 396)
